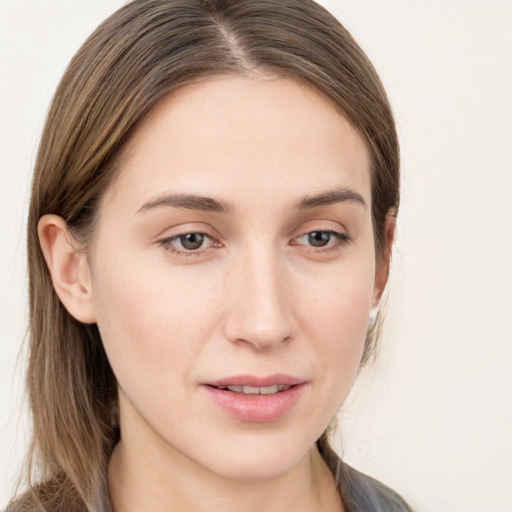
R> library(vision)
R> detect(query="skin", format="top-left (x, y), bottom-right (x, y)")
top-left (39, 75), bottom-right (393, 512)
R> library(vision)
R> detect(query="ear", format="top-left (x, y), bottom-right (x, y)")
top-left (372, 213), bottom-right (396, 307)
top-left (38, 214), bottom-right (96, 323)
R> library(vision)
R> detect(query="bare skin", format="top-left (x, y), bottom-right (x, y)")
top-left (40, 74), bottom-right (393, 512)
top-left (108, 436), bottom-right (343, 512)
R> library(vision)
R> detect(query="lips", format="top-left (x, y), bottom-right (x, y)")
top-left (215, 384), bottom-right (292, 395)
top-left (202, 374), bottom-right (307, 423)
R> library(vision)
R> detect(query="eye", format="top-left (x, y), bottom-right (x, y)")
top-left (295, 230), bottom-right (350, 248)
top-left (176, 232), bottom-right (209, 250)
top-left (160, 232), bottom-right (216, 255)
top-left (303, 231), bottom-right (332, 247)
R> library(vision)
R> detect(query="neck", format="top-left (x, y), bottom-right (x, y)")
top-left (107, 438), bottom-right (343, 512)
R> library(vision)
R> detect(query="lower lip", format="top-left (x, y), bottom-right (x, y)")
top-left (202, 384), bottom-right (306, 423)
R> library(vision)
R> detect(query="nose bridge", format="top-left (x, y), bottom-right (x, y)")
top-left (224, 239), bottom-right (292, 349)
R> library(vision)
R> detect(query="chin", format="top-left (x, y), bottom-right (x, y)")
top-left (197, 433), bottom-right (315, 483)
top-left (213, 457), bottom-right (301, 483)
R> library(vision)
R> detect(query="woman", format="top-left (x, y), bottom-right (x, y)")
top-left (8, 0), bottom-right (411, 510)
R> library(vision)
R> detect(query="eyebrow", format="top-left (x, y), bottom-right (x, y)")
top-left (136, 193), bottom-right (234, 215)
top-left (296, 187), bottom-right (367, 210)
top-left (136, 187), bottom-right (366, 215)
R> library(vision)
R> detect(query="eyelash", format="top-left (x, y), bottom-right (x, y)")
top-left (158, 229), bottom-right (352, 257)
top-left (159, 231), bottom-right (219, 257)
top-left (292, 230), bottom-right (352, 253)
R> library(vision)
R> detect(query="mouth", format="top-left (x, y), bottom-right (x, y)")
top-left (204, 374), bottom-right (305, 394)
top-left (202, 375), bottom-right (307, 423)
top-left (209, 384), bottom-right (293, 395)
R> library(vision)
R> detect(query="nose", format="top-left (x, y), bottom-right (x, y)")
top-left (223, 244), bottom-right (293, 350)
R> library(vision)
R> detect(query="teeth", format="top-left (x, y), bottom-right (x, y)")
top-left (259, 385), bottom-right (278, 395)
top-left (242, 385), bottom-right (260, 394)
top-left (221, 384), bottom-right (291, 395)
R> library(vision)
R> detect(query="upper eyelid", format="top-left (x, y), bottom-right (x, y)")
top-left (289, 216), bottom-right (349, 233)
top-left (167, 231), bottom-right (213, 240)
top-left (297, 228), bottom-right (347, 236)
top-left (158, 227), bottom-right (349, 240)
top-left (156, 223), bottom-right (218, 239)
top-left (293, 225), bottom-right (349, 239)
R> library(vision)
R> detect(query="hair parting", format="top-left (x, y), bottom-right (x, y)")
top-left (9, 1), bottom-right (408, 510)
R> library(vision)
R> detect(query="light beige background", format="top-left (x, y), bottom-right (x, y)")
top-left (1, 1), bottom-right (511, 510)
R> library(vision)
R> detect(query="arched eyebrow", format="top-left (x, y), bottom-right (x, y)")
top-left (296, 188), bottom-right (367, 210)
top-left (136, 193), bottom-right (234, 215)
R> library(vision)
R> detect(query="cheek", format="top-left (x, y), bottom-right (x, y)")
top-left (294, 261), bottom-right (375, 388)
top-left (90, 251), bottom-right (224, 389)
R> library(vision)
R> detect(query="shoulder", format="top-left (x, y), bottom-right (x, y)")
top-left (338, 462), bottom-right (413, 512)
top-left (5, 483), bottom-right (91, 512)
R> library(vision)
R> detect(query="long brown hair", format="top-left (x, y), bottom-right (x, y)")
top-left (11, 1), bottom-right (405, 510)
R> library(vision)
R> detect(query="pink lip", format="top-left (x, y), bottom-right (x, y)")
top-left (202, 374), bottom-right (307, 423)
top-left (206, 374), bottom-right (305, 388)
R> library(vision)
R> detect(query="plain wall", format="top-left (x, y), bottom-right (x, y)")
top-left (1, 1), bottom-right (511, 510)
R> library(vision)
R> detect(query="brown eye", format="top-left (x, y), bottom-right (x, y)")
top-left (294, 230), bottom-right (351, 251)
top-left (179, 233), bottom-right (206, 250)
top-left (307, 231), bottom-right (332, 247)
top-left (160, 230), bottom-right (221, 257)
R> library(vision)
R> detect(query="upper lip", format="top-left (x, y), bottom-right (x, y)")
top-left (205, 374), bottom-right (306, 388)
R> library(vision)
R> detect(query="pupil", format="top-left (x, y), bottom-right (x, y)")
top-left (181, 233), bottom-right (204, 250)
top-left (308, 231), bottom-right (330, 247)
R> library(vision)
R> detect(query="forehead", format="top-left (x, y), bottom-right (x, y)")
top-left (104, 75), bottom-right (371, 211)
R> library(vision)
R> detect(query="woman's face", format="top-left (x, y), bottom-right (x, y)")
top-left (87, 75), bottom-right (384, 481)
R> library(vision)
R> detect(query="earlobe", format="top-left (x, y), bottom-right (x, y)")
top-left (372, 213), bottom-right (396, 307)
top-left (38, 214), bottom-right (96, 324)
